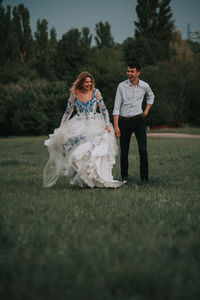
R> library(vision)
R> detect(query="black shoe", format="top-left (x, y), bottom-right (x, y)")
top-left (122, 175), bottom-right (129, 182)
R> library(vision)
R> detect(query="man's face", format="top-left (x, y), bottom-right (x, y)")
top-left (127, 67), bottom-right (140, 82)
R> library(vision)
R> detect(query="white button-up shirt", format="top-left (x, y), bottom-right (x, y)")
top-left (113, 79), bottom-right (154, 117)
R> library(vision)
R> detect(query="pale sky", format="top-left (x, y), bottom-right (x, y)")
top-left (3, 0), bottom-right (200, 43)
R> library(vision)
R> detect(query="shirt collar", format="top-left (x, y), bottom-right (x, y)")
top-left (127, 79), bottom-right (141, 87)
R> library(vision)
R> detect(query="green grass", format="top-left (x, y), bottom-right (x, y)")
top-left (149, 127), bottom-right (200, 135)
top-left (0, 135), bottom-right (200, 300)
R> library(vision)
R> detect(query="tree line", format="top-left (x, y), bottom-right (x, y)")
top-left (0, 0), bottom-right (200, 136)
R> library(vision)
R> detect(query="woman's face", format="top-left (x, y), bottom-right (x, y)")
top-left (82, 76), bottom-right (92, 91)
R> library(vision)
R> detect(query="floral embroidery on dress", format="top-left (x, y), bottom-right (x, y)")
top-left (62, 135), bottom-right (86, 154)
top-left (62, 95), bottom-right (75, 122)
top-left (61, 89), bottom-right (110, 125)
top-left (43, 87), bottom-right (124, 188)
top-left (97, 97), bottom-right (109, 125)
top-left (75, 98), bottom-right (96, 115)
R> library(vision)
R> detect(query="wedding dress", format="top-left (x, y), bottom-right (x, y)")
top-left (43, 89), bottom-right (124, 188)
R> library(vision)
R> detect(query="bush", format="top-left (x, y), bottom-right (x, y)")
top-left (1, 47), bottom-right (200, 136)
top-left (141, 57), bottom-right (200, 127)
top-left (0, 80), bottom-right (69, 136)
top-left (0, 62), bottom-right (38, 85)
top-left (87, 47), bottom-right (126, 122)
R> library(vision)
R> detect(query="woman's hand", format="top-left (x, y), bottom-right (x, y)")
top-left (105, 125), bottom-right (111, 133)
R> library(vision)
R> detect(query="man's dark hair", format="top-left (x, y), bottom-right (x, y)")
top-left (128, 62), bottom-right (141, 72)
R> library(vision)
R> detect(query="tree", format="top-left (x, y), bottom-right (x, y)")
top-left (123, 36), bottom-right (165, 66)
top-left (12, 4), bottom-right (32, 62)
top-left (34, 20), bottom-right (58, 80)
top-left (134, 0), bottom-right (174, 59)
top-left (157, 0), bottom-right (174, 48)
top-left (35, 19), bottom-right (48, 51)
top-left (55, 28), bottom-right (90, 81)
top-left (193, 31), bottom-right (200, 40)
top-left (0, 1), bottom-right (19, 64)
top-left (95, 21), bottom-right (114, 49)
top-left (50, 26), bottom-right (57, 48)
top-left (81, 27), bottom-right (92, 48)
top-left (87, 47), bottom-right (126, 119)
top-left (0, 2), bottom-right (10, 63)
top-left (170, 30), bottom-right (193, 62)
top-left (186, 39), bottom-right (200, 54)
top-left (135, 0), bottom-right (159, 39)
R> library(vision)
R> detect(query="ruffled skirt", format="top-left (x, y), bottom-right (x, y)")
top-left (43, 113), bottom-right (124, 188)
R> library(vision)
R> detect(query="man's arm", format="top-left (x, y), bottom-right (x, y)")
top-left (142, 103), bottom-right (152, 118)
top-left (113, 115), bottom-right (120, 137)
top-left (113, 85), bottom-right (122, 138)
top-left (143, 83), bottom-right (154, 118)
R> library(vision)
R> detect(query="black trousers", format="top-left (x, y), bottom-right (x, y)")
top-left (118, 116), bottom-right (149, 181)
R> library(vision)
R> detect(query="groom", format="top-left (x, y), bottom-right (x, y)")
top-left (113, 62), bottom-right (154, 183)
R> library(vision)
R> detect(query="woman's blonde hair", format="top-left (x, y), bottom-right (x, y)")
top-left (70, 72), bottom-right (95, 95)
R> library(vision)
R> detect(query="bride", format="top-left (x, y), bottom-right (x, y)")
top-left (43, 72), bottom-right (124, 188)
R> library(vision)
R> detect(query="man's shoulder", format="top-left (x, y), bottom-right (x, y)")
top-left (139, 79), bottom-right (149, 86)
top-left (118, 80), bottom-right (129, 88)
top-left (138, 79), bottom-right (150, 88)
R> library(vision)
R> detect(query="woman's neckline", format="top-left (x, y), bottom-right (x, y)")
top-left (76, 89), bottom-right (95, 104)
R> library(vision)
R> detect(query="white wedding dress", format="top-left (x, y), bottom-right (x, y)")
top-left (43, 89), bottom-right (124, 188)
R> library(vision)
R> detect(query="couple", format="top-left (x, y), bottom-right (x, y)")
top-left (43, 62), bottom-right (154, 188)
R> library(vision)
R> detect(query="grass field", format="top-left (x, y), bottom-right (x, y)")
top-left (0, 134), bottom-right (200, 300)
top-left (149, 127), bottom-right (200, 135)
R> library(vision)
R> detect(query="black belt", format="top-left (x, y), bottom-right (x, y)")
top-left (119, 114), bottom-right (143, 120)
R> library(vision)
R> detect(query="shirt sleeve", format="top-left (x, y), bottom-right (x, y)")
top-left (61, 94), bottom-right (75, 125)
top-left (145, 84), bottom-right (154, 105)
top-left (96, 89), bottom-right (110, 126)
top-left (113, 84), bottom-right (122, 115)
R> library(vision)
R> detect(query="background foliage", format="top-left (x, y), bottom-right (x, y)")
top-left (0, 0), bottom-right (200, 136)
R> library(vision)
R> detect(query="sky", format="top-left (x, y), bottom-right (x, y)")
top-left (2, 0), bottom-right (200, 43)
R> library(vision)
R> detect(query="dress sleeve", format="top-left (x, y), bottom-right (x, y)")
top-left (61, 94), bottom-right (75, 125)
top-left (96, 89), bottom-right (110, 126)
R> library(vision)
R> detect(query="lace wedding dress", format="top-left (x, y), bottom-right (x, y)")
top-left (43, 89), bottom-right (124, 188)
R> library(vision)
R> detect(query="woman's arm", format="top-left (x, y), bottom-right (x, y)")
top-left (96, 89), bottom-right (111, 132)
top-left (60, 94), bottom-right (75, 126)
